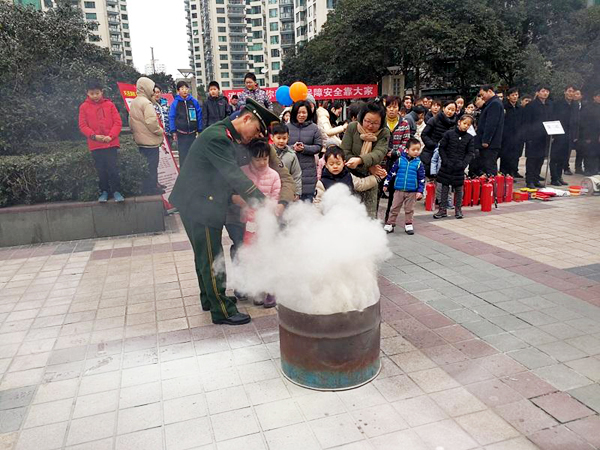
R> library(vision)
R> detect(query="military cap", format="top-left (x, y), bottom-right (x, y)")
top-left (244, 98), bottom-right (280, 134)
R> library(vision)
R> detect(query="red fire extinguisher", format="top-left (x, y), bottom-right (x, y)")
top-left (504, 174), bottom-right (514, 202)
top-left (462, 179), bottom-right (472, 207)
top-left (471, 177), bottom-right (481, 205)
top-left (425, 182), bottom-right (436, 211)
top-left (481, 180), bottom-right (494, 212)
top-left (496, 173), bottom-right (505, 204)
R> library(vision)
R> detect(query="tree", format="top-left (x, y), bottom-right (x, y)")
top-left (0, 1), bottom-right (141, 153)
top-left (148, 72), bottom-right (175, 94)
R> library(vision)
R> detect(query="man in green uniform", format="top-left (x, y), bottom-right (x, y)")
top-left (170, 98), bottom-right (294, 325)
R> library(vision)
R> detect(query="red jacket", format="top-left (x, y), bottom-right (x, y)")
top-left (78, 97), bottom-right (122, 151)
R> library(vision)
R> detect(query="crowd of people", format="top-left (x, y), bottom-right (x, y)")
top-left (77, 72), bottom-right (600, 325)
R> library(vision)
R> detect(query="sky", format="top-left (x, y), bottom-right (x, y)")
top-left (128, 0), bottom-right (189, 78)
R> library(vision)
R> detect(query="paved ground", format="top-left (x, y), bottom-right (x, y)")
top-left (1, 172), bottom-right (600, 449)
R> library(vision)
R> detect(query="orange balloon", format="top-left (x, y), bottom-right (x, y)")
top-left (289, 81), bottom-right (308, 102)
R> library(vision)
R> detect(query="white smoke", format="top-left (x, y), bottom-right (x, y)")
top-left (227, 184), bottom-right (391, 315)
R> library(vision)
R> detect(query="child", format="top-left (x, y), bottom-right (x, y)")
top-left (240, 139), bottom-right (281, 308)
top-left (434, 115), bottom-right (476, 220)
top-left (78, 80), bottom-right (124, 203)
top-left (202, 80), bottom-right (232, 129)
top-left (313, 145), bottom-right (380, 207)
top-left (271, 123), bottom-right (302, 200)
top-left (169, 81), bottom-right (203, 167)
top-left (382, 138), bottom-right (425, 235)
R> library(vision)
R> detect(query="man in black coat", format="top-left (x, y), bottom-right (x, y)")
top-left (524, 86), bottom-right (553, 188)
top-left (500, 87), bottom-right (524, 177)
top-left (549, 86), bottom-right (575, 185)
top-left (475, 85), bottom-right (504, 176)
top-left (568, 89), bottom-right (583, 174)
top-left (579, 90), bottom-right (600, 175)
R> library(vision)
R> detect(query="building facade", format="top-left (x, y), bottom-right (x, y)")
top-left (186, 0), bottom-right (334, 89)
top-left (6, 0), bottom-right (134, 65)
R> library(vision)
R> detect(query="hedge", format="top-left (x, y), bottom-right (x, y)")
top-left (0, 136), bottom-right (146, 207)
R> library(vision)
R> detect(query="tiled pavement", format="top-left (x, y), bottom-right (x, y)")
top-left (1, 193), bottom-right (600, 449)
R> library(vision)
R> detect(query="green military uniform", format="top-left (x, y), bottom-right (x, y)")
top-left (170, 99), bottom-right (281, 324)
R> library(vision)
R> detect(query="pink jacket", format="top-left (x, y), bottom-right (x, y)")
top-left (241, 164), bottom-right (281, 223)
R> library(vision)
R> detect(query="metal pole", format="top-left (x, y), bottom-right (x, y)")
top-left (543, 136), bottom-right (554, 188)
top-left (150, 47), bottom-right (156, 74)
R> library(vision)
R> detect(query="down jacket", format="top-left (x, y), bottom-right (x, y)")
top-left (78, 97), bottom-right (122, 151)
top-left (436, 126), bottom-right (475, 187)
top-left (240, 164), bottom-right (281, 223)
top-left (287, 120), bottom-right (323, 196)
top-left (129, 77), bottom-right (163, 148)
top-left (316, 107), bottom-right (345, 146)
top-left (421, 112), bottom-right (456, 165)
top-left (340, 121), bottom-right (390, 176)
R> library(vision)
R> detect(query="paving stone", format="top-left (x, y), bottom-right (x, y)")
top-left (430, 387), bottom-right (486, 417)
top-left (568, 383), bottom-right (600, 413)
top-left (533, 364), bottom-right (593, 391)
top-left (538, 341), bottom-right (588, 363)
top-left (501, 372), bottom-right (557, 398)
top-left (466, 378), bottom-right (524, 407)
top-left (483, 333), bottom-right (529, 352)
top-left (496, 400), bottom-right (558, 435)
top-left (0, 385), bottom-right (37, 410)
top-left (565, 357), bottom-right (600, 382)
top-left (566, 415), bottom-right (600, 448)
top-left (414, 418), bottom-right (478, 450)
top-left (528, 425), bottom-right (593, 450)
top-left (531, 392), bottom-right (595, 423)
top-left (462, 320), bottom-right (505, 338)
top-left (455, 410), bottom-right (519, 446)
top-left (566, 335), bottom-right (600, 356)
top-left (442, 359), bottom-right (494, 385)
top-left (0, 407), bottom-right (26, 433)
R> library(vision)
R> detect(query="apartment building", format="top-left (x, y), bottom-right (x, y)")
top-left (5, 0), bottom-right (133, 65)
top-left (186, 0), bottom-right (333, 89)
top-left (294, 0), bottom-right (336, 44)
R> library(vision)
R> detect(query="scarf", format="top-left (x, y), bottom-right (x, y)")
top-left (356, 122), bottom-right (383, 156)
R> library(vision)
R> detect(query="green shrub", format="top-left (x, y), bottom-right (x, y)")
top-left (0, 136), bottom-right (146, 207)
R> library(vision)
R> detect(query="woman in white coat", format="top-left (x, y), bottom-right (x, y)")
top-left (316, 101), bottom-right (347, 146)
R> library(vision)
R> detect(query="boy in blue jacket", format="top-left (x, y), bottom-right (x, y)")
top-left (382, 138), bottom-right (425, 235)
top-left (169, 81), bottom-right (202, 168)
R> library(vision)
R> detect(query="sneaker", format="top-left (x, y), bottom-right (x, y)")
top-left (264, 294), bottom-right (276, 308)
top-left (563, 169), bottom-right (573, 176)
top-left (455, 210), bottom-right (464, 219)
top-left (234, 290), bottom-right (247, 301)
top-left (533, 181), bottom-right (543, 188)
top-left (383, 224), bottom-right (394, 234)
top-left (404, 224), bottom-right (414, 235)
top-left (550, 180), bottom-right (562, 187)
top-left (253, 297), bottom-right (264, 306)
top-left (113, 191), bottom-right (125, 202)
top-left (433, 210), bottom-right (447, 219)
top-left (558, 179), bottom-right (568, 186)
top-left (98, 191), bottom-right (109, 203)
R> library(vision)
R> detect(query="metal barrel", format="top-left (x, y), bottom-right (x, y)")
top-left (278, 301), bottom-right (381, 391)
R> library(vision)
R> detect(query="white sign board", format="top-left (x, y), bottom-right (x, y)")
top-left (543, 121), bottom-right (565, 136)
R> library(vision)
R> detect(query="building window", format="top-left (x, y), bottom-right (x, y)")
top-left (192, 21), bottom-right (197, 27)
top-left (218, 36), bottom-right (227, 42)
top-left (270, 35), bottom-right (279, 44)
top-left (251, 18), bottom-right (262, 26)
top-left (194, 38), bottom-right (200, 43)
top-left (192, 13), bottom-right (197, 18)
top-left (249, 43), bottom-right (263, 51)
top-left (252, 30), bottom-right (262, 39)
top-left (83, 1), bottom-right (95, 8)
top-left (222, 72), bottom-right (229, 78)
top-left (222, 81), bottom-right (230, 87)
top-left (220, 63), bottom-right (229, 69)
top-left (269, 0), bottom-right (276, 3)
top-left (196, 62), bottom-right (202, 67)
top-left (123, 23), bottom-right (129, 29)
top-left (89, 34), bottom-right (101, 41)
top-left (253, 55), bottom-right (264, 62)
top-left (216, 0), bottom-right (224, 3)
top-left (272, 74), bottom-right (279, 84)
top-left (327, 0), bottom-right (337, 7)
top-left (269, 8), bottom-right (277, 17)
top-left (270, 22), bottom-right (278, 31)
top-left (271, 49), bottom-right (280, 57)
top-left (250, 5), bottom-right (261, 14)
top-left (217, 17), bottom-right (225, 23)
top-left (126, 50), bottom-right (132, 56)
top-left (122, 14), bottom-right (128, 20)
top-left (220, 54), bottom-right (228, 60)
top-left (219, 45), bottom-right (227, 51)
top-left (194, 46), bottom-right (200, 51)
top-left (120, 5), bottom-right (126, 10)
top-left (124, 32), bottom-right (129, 38)
top-left (217, 7), bottom-right (225, 13)
top-left (85, 12), bottom-right (97, 19)
top-left (272, 62), bottom-right (281, 70)
top-left (218, 26), bottom-right (226, 32)
top-left (191, 4), bottom-right (196, 9)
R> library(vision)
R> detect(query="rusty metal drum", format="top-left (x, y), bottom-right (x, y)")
top-left (278, 302), bottom-right (381, 391)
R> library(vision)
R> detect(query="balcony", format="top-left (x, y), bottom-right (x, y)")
top-left (280, 13), bottom-right (293, 21)
top-left (227, 6), bottom-right (244, 16)
top-left (108, 17), bottom-right (119, 25)
top-left (107, 9), bottom-right (119, 15)
top-left (106, 0), bottom-right (117, 5)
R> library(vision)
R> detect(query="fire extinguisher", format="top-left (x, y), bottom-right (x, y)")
top-left (425, 182), bottom-right (436, 211)
top-left (481, 180), bottom-right (493, 212)
top-left (471, 177), bottom-right (481, 206)
top-left (462, 179), bottom-right (472, 207)
top-left (496, 173), bottom-right (505, 204)
top-left (504, 174), bottom-right (514, 202)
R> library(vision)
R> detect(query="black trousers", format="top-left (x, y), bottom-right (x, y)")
top-left (91, 147), bottom-right (120, 194)
top-left (499, 142), bottom-right (522, 176)
top-left (139, 147), bottom-right (159, 194)
top-left (177, 132), bottom-right (196, 168)
top-left (549, 136), bottom-right (569, 181)
top-left (225, 222), bottom-right (245, 260)
top-left (526, 156), bottom-right (545, 184)
top-left (439, 184), bottom-right (463, 213)
top-left (583, 140), bottom-right (600, 175)
top-left (479, 148), bottom-right (499, 176)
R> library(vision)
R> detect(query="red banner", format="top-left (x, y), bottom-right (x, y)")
top-left (117, 82), bottom-right (178, 210)
top-left (223, 84), bottom-right (378, 102)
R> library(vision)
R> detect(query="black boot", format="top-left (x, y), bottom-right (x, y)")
top-left (433, 209), bottom-right (447, 219)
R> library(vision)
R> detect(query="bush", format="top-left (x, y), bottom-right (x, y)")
top-left (0, 136), bottom-right (146, 207)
